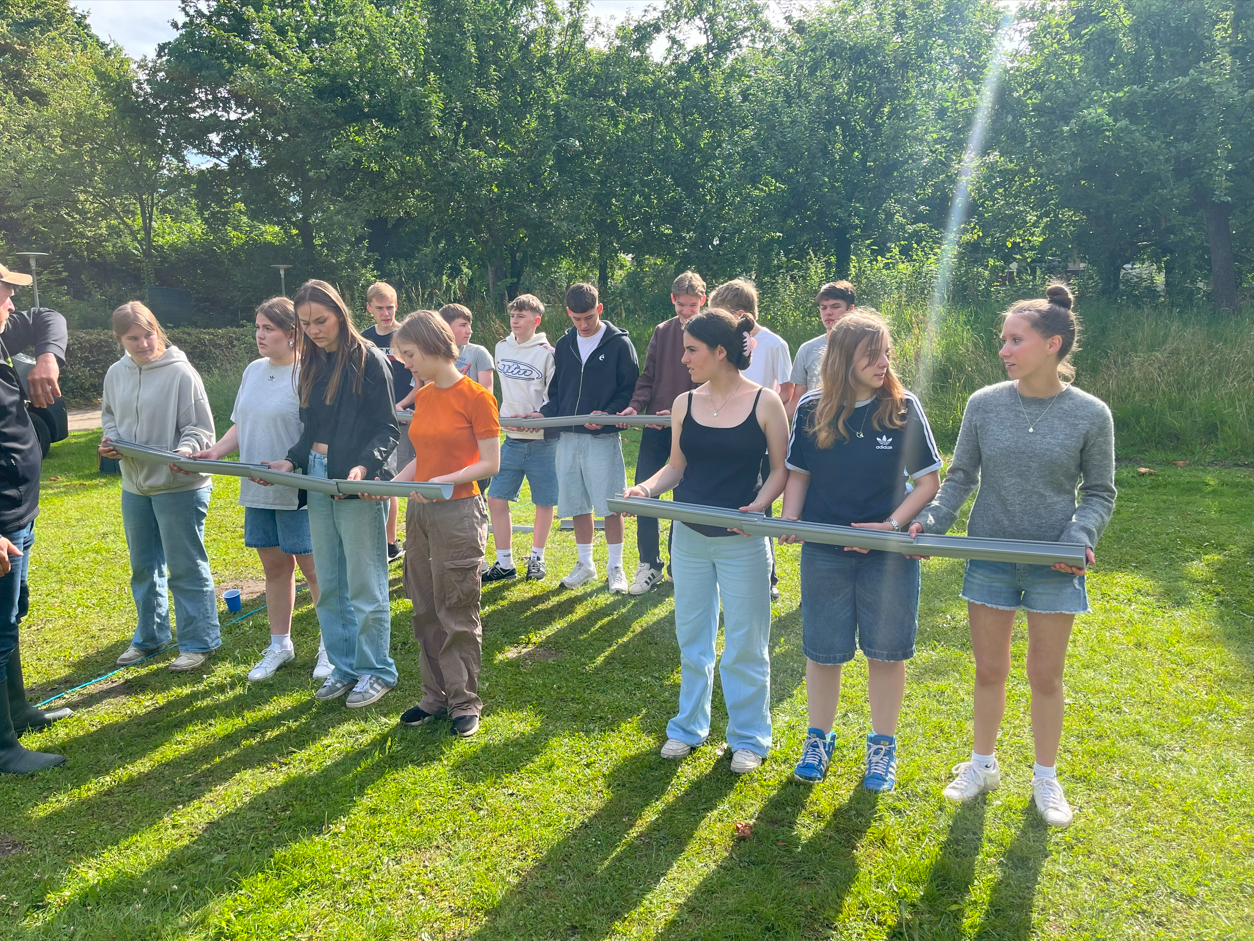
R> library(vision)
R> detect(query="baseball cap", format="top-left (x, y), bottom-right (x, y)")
top-left (0, 262), bottom-right (33, 287)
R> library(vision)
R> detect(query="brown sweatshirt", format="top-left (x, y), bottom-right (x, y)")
top-left (628, 317), bottom-right (698, 414)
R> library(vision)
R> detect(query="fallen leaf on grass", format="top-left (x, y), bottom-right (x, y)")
top-left (1137, 467), bottom-right (1155, 476)
top-left (733, 822), bottom-right (753, 839)
top-left (47, 476), bottom-right (60, 481)
top-left (1172, 461), bottom-right (1189, 467)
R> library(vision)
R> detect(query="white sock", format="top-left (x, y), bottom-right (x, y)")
top-left (607, 543), bottom-right (624, 569)
top-left (271, 634), bottom-right (294, 652)
top-left (1033, 762), bottom-right (1057, 779)
top-left (972, 750), bottom-right (997, 769)
top-left (577, 543), bottom-right (594, 567)
top-left (497, 548), bottom-right (514, 568)
top-left (530, 545), bottom-right (546, 561)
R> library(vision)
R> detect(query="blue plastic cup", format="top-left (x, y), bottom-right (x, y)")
top-left (223, 589), bottom-right (242, 613)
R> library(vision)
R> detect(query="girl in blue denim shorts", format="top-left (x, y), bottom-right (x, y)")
top-left (912, 283), bottom-right (1116, 827)
top-left (782, 312), bottom-right (942, 792)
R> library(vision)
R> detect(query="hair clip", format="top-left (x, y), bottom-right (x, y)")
top-left (743, 331), bottom-right (757, 354)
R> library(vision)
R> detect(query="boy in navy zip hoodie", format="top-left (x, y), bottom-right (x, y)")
top-left (529, 283), bottom-right (638, 593)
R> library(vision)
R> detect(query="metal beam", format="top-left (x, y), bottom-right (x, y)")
top-left (336, 479), bottom-right (454, 500)
top-left (606, 496), bottom-right (1088, 567)
top-left (395, 411), bottom-right (670, 429)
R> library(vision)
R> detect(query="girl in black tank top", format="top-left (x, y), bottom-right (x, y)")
top-left (623, 309), bottom-right (791, 772)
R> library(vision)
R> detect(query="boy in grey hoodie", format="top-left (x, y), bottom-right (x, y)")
top-left (483, 295), bottom-right (557, 582)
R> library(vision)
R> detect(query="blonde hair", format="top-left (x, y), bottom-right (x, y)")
top-left (1003, 282), bottom-right (1080, 381)
top-left (708, 278), bottom-right (758, 318)
top-left (292, 279), bottom-right (369, 407)
top-left (671, 271), bottom-right (707, 298)
top-left (111, 301), bottom-right (168, 353)
top-left (365, 281), bottom-right (397, 304)
top-left (395, 310), bottom-right (458, 361)
top-left (808, 312), bottom-right (907, 449)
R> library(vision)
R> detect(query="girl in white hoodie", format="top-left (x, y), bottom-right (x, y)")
top-left (99, 302), bottom-right (221, 672)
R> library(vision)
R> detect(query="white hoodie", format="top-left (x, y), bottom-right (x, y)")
top-left (494, 332), bottom-right (555, 440)
top-left (101, 345), bottom-right (216, 495)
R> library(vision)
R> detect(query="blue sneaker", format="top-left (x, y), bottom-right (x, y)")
top-left (863, 733), bottom-right (898, 791)
top-left (793, 727), bottom-right (835, 783)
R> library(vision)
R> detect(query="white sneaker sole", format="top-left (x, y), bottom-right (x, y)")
top-left (248, 651), bottom-right (295, 682)
top-left (168, 654), bottom-right (211, 672)
top-left (346, 685), bottom-right (394, 709)
top-left (562, 572), bottom-right (597, 588)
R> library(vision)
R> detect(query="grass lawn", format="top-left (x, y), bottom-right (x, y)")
top-left (1, 432), bottom-right (1251, 940)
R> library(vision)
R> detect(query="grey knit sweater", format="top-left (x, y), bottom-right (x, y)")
top-left (921, 381), bottom-right (1116, 549)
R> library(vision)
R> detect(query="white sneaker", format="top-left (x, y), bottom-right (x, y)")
top-left (660, 738), bottom-right (692, 759)
top-left (943, 760), bottom-right (1001, 801)
top-left (730, 749), bottom-right (764, 774)
top-left (628, 563), bottom-right (663, 595)
top-left (312, 644), bottom-right (333, 680)
top-left (606, 564), bottom-right (629, 594)
top-left (1032, 775), bottom-right (1073, 828)
top-left (345, 674), bottom-right (394, 709)
top-left (168, 651), bottom-right (211, 672)
top-left (561, 561), bottom-right (598, 589)
top-left (247, 645), bottom-right (294, 682)
top-left (115, 645), bottom-right (152, 666)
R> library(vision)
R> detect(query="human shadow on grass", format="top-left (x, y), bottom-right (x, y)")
top-left (470, 752), bottom-right (741, 941)
top-left (887, 800), bottom-right (987, 940)
top-left (971, 804), bottom-right (1051, 941)
top-left (650, 784), bottom-right (879, 940)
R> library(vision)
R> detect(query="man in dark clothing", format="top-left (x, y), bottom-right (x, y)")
top-left (0, 260), bottom-right (69, 774)
top-left (531, 282), bottom-right (639, 593)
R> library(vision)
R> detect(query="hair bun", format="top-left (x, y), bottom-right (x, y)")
top-left (1045, 283), bottom-right (1073, 310)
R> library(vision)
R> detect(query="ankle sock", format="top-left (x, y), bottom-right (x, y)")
top-left (497, 548), bottom-right (514, 568)
top-left (576, 543), bottom-right (594, 567)
top-left (607, 543), bottom-right (624, 568)
top-left (972, 750), bottom-right (997, 770)
top-left (1033, 762), bottom-right (1057, 779)
top-left (530, 546), bottom-right (546, 562)
top-left (271, 634), bottom-right (294, 652)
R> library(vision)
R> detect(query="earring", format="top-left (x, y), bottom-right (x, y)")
top-left (289, 340), bottom-right (294, 347)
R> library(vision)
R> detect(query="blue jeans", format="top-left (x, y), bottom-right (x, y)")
top-left (121, 487), bottom-right (221, 654)
top-left (800, 544), bottom-right (920, 664)
top-left (0, 523), bottom-right (35, 685)
top-left (668, 523), bottom-right (773, 757)
top-left (306, 452), bottom-right (397, 686)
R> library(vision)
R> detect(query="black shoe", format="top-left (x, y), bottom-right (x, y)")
top-left (451, 714), bottom-right (480, 738)
top-left (6, 649), bottom-right (72, 737)
top-left (481, 562), bottom-right (517, 583)
top-left (0, 674), bottom-right (65, 775)
top-left (769, 585), bottom-right (781, 602)
top-left (525, 556), bottom-right (547, 580)
top-left (387, 542), bottom-right (404, 563)
top-left (401, 705), bottom-right (445, 726)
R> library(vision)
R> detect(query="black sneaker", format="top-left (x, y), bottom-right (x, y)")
top-left (387, 542), bottom-right (404, 563)
top-left (401, 705), bottom-right (444, 726)
top-left (770, 585), bottom-right (781, 602)
top-left (451, 714), bottom-right (480, 738)
top-left (481, 562), bottom-right (517, 583)
top-left (525, 556), bottom-right (547, 580)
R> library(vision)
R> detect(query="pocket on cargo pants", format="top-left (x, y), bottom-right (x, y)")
top-left (442, 557), bottom-right (483, 609)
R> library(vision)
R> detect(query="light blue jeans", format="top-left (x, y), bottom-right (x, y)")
top-left (306, 452), bottom-right (397, 686)
top-left (668, 522), bottom-right (773, 757)
top-left (121, 486), bottom-right (221, 654)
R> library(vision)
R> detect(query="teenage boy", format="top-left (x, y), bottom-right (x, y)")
top-left (440, 304), bottom-right (497, 501)
top-left (362, 281), bottom-right (412, 562)
top-left (528, 283), bottom-right (639, 593)
top-left (787, 280), bottom-right (856, 418)
top-left (483, 295), bottom-right (557, 583)
top-left (617, 271), bottom-right (704, 595)
top-left (708, 278), bottom-right (792, 601)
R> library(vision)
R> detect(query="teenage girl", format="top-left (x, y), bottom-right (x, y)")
top-left (781, 312), bottom-right (942, 791)
top-left (100, 303), bottom-right (221, 672)
top-left (266, 280), bottom-right (400, 709)
top-left (624, 308), bottom-right (789, 774)
top-left (188, 297), bottom-right (325, 682)
top-left (911, 283), bottom-right (1116, 827)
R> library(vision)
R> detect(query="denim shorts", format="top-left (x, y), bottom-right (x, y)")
top-left (962, 559), bottom-right (1090, 615)
top-left (556, 433), bottom-right (626, 518)
top-left (800, 544), bottom-right (920, 664)
top-left (244, 506), bottom-right (314, 556)
top-left (488, 436), bottom-right (559, 506)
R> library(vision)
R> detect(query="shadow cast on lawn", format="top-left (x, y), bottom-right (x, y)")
top-left (972, 804), bottom-right (1052, 941)
top-left (888, 799), bottom-right (987, 939)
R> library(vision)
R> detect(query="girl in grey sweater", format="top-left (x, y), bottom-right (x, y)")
top-left (910, 283), bottom-right (1116, 828)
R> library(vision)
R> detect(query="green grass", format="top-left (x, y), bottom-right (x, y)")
top-left (1, 433), bottom-right (1252, 940)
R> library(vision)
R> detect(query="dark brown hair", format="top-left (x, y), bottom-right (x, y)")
top-left (565, 282), bottom-right (599, 314)
top-left (816, 280), bottom-right (856, 307)
top-left (255, 296), bottom-right (297, 337)
top-left (1003, 282), bottom-right (1080, 381)
top-left (439, 303), bottom-right (473, 325)
top-left (395, 310), bottom-right (458, 361)
top-left (292, 279), bottom-right (369, 407)
top-left (683, 308), bottom-right (756, 371)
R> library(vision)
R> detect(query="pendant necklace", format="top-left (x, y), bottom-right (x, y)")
top-left (711, 377), bottom-right (745, 417)
top-left (1016, 383), bottom-right (1065, 433)
top-left (854, 401), bottom-right (872, 438)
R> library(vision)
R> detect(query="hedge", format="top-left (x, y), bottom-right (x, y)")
top-left (60, 328), bottom-right (259, 408)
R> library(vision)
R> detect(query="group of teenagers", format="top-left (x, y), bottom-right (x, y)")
top-left (0, 264), bottom-right (1118, 832)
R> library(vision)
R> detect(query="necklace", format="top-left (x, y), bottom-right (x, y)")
top-left (1016, 383), bottom-right (1065, 433)
top-left (854, 400), bottom-right (873, 438)
top-left (710, 377), bottom-right (745, 417)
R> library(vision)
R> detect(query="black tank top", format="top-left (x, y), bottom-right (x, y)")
top-left (674, 389), bottom-right (768, 537)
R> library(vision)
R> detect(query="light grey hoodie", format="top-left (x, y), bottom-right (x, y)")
top-left (495, 331), bottom-right (555, 440)
top-left (102, 345), bottom-right (216, 495)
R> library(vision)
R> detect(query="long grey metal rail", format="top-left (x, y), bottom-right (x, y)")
top-left (108, 440), bottom-right (453, 500)
top-left (395, 410), bottom-right (670, 429)
top-left (606, 496), bottom-right (1088, 567)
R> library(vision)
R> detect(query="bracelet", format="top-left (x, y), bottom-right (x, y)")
top-left (887, 517), bottom-right (901, 531)
top-left (640, 483), bottom-right (651, 498)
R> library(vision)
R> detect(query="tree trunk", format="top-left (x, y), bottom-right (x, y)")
top-left (1204, 201), bottom-right (1238, 312)
top-left (1100, 250), bottom-right (1122, 298)
top-left (598, 234), bottom-right (609, 297)
top-left (833, 227), bottom-right (852, 280)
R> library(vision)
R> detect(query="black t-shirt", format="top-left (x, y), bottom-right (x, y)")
top-left (362, 325), bottom-right (413, 404)
top-left (786, 390), bottom-right (942, 526)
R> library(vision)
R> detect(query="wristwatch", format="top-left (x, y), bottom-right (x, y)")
top-left (887, 517), bottom-right (901, 531)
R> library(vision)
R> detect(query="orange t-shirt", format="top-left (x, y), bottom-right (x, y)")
top-left (408, 376), bottom-right (500, 499)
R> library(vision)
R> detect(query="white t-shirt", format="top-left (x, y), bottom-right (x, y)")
top-left (576, 323), bottom-right (607, 363)
top-left (739, 325), bottom-right (792, 393)
top-left (231, 359), bottom-right (304, 509)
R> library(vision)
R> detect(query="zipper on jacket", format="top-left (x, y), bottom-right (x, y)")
top-left (571, 327), bottom-right (617, 419)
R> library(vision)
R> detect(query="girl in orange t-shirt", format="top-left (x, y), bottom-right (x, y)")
top-left (389, 310), bottom-right (500, 738)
